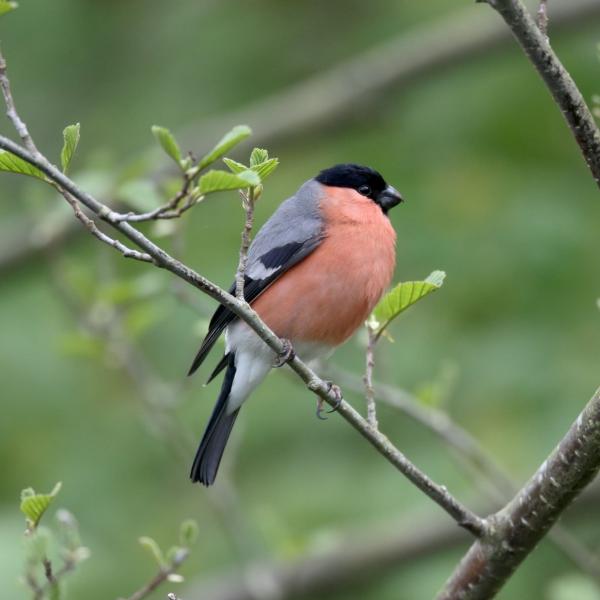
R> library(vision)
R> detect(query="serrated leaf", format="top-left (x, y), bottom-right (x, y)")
top-left (198, 125), bottom-right (251, 170)
top-left (372, 270), bottom-right (446, 333)
top-left (198, 169), bottom-right (259, 194)
top-left (60, 123), bottom-right (80, 173)
top-left (250, 147), bottom-right (268, 167)
top-left (139, 536), bottom-right (167, 568)
top-left (152, 126), bottom-right (182, 166)
top-left (0, 150), bottom-right (46, 180)
top-left (0, 1), bottom-right (18, 16)
top-left (179, 519), bottom-right (198, 547)
top-left (223, 157), bottom-right (247, 174)
top-left (252, 157), bottom-right (278, 181)
top-left (20, 482), bottom-right (62, 530)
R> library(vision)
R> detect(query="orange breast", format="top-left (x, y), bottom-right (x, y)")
top-left (252, 187), bottom-right (396, 345)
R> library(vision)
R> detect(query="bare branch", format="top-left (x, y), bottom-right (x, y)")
top-left (438, 387), bottom-right (600, 599)
top-left (480, 0), bottom-right (600, 188)
top-left (0, 49), bottom-right (39, 155)
top-left (60, 191), bottom-right (154, 263)
top-left (235, 187), bottom-right (255, 300)
top-left (113, 169), bottom-right (201, 223)
top-left (364, 326), bottom-right (378, 428)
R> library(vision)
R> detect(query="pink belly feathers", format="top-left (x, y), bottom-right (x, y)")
top-left (252, 187), bottom-right (396, 345)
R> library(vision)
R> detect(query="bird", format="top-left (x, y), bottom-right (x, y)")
top-left (188, 163), bottom-right (403, 485)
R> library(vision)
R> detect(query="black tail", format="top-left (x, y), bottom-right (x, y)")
top-left (190, 354), bottom-right (239, 486)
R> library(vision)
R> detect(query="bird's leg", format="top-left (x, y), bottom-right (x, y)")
top-left (273, 338), bottom-right (295, 368)
top-left (316, 382), bottom-right (343, 419)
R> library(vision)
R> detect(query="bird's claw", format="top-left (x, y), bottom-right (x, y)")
top-left (315, 382), bottom-right (343, 420)
top-left (273, 338), bottom-right (295, 368)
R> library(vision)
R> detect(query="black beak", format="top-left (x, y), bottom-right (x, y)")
top-left (376, 185), bottom-right (404, 213)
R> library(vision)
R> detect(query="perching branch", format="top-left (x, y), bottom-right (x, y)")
top-left (235, 187), bottom-right (255, 300)
top-left (479, 0), bottom-right (600, 189)
top-left (438, 387), bottom-right (600, 599)
top-left (0, 60), bottom-right (484, 536)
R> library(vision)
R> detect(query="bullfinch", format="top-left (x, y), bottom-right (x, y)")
top-left (188, 163), bottom-right (403, 485)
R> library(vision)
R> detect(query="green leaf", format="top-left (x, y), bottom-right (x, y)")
top-left (0, 150), bottom-right (46, 180)
top-left (179, 519), bottom-right (198, 547)
top-left (139, 536), bottom-right (167, 568)
top-left (198, 169), bottom-right (259, 194)
top-left (151, 125), bottom-right (182, 166)
top-left (250, 147), bottom-right (268, 167)
top-left (198, 125), bottom-right (251, 170)
top-left (20, 482), bottom-right (62, 530)
top-left (222, 157), bottom-right (247, 174)
top-left (372, 270), bottom-right (446, 333)
top-left (0, 1), bottom-right (18, 16)
top-left (252, 157), bottom-right (279, 181)
top-left (60, 123), bottom-right (80, 173)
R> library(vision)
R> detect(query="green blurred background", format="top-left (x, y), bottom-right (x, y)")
top-left (1, 1), bottom-right (599, 599)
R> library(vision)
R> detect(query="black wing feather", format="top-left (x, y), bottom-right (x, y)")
top-left (187, 239), bottom-right (321, 377)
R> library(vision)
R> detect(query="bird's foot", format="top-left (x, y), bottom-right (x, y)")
top-left (316, 382), bottom-right (343, 420)
top-left (273, 338), bottom-right (295, 368)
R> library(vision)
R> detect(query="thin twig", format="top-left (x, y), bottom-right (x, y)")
top-left (113, 170), bottom-right (201, 223)
top-left (121, 548), bottom-right (189, 600)
top-left (364, 326), bottom-right (378, 428)
top-left (61, 191), bottom-right (154, 263)
top-left (0, 49), bottom-right (38, 156)
top-left (235, 187), bottom-right (255, 300)
top-left (480, 0), bottom-right (600, 188)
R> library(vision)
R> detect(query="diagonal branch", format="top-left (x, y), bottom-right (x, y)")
top-left (0, 51), bottom-right (38, 156)
top-left (438, 387), bottom-right (600, 599)
top-left (0, 132), bottom-right (484, 537)
top-left (479, 0), bottom-right (600, 188)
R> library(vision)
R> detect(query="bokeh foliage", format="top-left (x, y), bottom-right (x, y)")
top-left (1, 1), bottom-right (599, 599)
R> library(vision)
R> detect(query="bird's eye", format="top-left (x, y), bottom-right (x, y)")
top-left (358, 185), bottom-right (371, 196)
